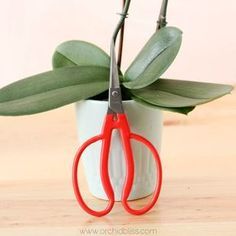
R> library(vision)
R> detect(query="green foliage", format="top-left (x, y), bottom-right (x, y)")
top-left (0, 66), bottom-right (109, 115)
top-left (123, 27), bottom-right (182, 89)
top-left (130, 79), bottom-right (233, 112)
top-left (52, 40), bottom-right (110, 69)
top-left (0, 26), bottom-right (233, 116)
top-left (131, 96), bottom-right (195, 115)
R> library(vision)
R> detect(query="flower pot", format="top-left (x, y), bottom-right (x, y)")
top-left (75, 100), bottom-right (163, 201)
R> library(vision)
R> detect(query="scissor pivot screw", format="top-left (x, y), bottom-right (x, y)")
top-left (112, 91), bottom-right (119, 97)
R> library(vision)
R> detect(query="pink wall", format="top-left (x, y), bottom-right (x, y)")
top-left (0, 0), bottom-right (235, 87)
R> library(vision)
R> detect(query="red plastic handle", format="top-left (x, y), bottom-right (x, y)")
top-left (72, 113), bottom-right (162, 217)
top-left (72, 133), bottom-right (115, 217)
top-left (117, 114), bottom-right (162, 215)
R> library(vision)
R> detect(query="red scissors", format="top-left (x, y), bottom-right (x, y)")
top-left (72, 38), bottom-right (162, 216)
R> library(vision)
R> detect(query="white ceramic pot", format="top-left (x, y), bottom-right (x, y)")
top-left (75, 100), bottom-right (163, 201)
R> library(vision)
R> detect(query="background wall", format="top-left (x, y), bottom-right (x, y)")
top-left (0, 0), bottom-right (235, 87)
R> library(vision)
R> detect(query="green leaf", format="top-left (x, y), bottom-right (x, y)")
top-left (130, 79), bottom-right (233, 114)
top-left (52, 40), bottom-right (110, 69)
top-left (0, 66), bottom-right (109, 116)
top-left (132, 96), bottom-right (195, 115)
top-left (123, 27), bottom-right (182, 89)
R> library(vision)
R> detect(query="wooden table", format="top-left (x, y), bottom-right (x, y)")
top-left (0, 88), bottom-right (235, 235)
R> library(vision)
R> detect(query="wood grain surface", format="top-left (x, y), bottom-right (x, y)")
top-left (0, 88), bottom-right (235, 235)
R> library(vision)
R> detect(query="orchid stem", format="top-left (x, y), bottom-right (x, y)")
top-left (156, 0), bottom-right (169, 31)
top-left (116, 0), bottom-right (169, 68)
top-left (117, 0), bottom-right (126, 68)
top-left (112, 0), bottom-right (131, 43)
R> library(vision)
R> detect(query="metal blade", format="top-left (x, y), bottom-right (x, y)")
top-left (108, 40), bottom-right (124, 114)
top-left (109, 40), bottom-right (120, 89)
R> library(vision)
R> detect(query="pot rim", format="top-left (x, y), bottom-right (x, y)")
top-left (80, 99), bottom-right (134, 105)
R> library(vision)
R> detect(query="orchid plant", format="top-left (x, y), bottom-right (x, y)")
top-left (0, 0), bottom-right (233, 116)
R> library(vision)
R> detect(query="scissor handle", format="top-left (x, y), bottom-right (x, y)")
top-left (72, 133), bottom-right (115, 217)
top-left (121, 132), bottom-right (162, 215)
top-left (116, 114), bottom-right (162, 215)
top-left (72, 113), bottom-right (162, 216)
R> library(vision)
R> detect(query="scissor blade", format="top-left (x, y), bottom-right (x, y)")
top-left (109, 41), bottom-right (120, 89)
top-left (108, 40), bottom-right (124, 114)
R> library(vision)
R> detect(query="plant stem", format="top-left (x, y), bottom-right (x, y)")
top-left (117, 0), bottom-right (126, 68)
top-left (116, 0), bottom-right (169, 68)
top-left (112, 0), bottom-right (131, 45)
top-left (156, 0), bottom-right (169, 30)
